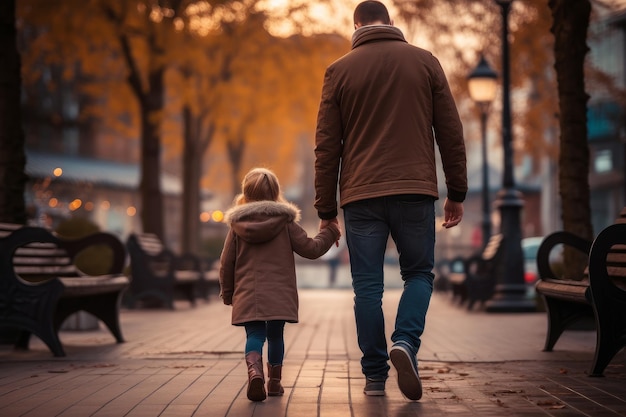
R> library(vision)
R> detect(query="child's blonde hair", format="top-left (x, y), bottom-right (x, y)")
top-left (235, 168), bottom-right (285, 205)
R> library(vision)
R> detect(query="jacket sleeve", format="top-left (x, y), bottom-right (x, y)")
top-left (314, 66), bottom-right (343, 219)
top-left (430, 55), bottom-right (467, 203)
top-left (289, 222), bottom-right (340, 260)
top-left (219, 229), bottom-right (236, 305)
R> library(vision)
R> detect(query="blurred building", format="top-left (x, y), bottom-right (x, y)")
top-left (435, 5), bottom-right (626, 259)
top-left (18, 66), bottom-right (221, 251)
top-left (24, 150), bottom-right (182, 243)
top-left (587, 8), bottom-right (626, 232)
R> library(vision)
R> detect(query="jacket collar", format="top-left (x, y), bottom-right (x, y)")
top-left (225, 200), bottom-right (301, 224)
top-left (351, 25), bottom-right (406, 49)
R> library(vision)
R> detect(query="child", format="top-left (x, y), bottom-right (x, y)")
top-left (219, 167), bottom-right (341, 402)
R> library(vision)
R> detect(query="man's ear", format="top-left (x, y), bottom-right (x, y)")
top-left (390, 19), bottom-right (394, 26)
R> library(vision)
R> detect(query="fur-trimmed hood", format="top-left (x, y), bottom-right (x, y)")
top-left (224, 201), bottom-right (301, 244)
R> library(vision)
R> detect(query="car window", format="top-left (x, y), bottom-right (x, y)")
top-left (522, 238), bottom-right (542, 260)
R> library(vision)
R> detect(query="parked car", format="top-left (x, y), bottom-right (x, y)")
top-left (522, 236), bottom-right (543, 286)
top-left (522, 236), bottom-right (563, 299)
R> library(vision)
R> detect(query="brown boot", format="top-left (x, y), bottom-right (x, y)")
top-left (267, 363), bottom-right (284, 396)
top-left (245, 351), bottom-right (266, 401)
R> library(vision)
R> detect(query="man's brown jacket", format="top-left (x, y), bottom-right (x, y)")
top-left (315, 25), bottom-right (467, 219)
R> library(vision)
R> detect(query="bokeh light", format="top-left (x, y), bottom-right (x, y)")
top-left (211, 210), bottom-right (224, 222)
top-left (69, 199), bottom-right (82, 211)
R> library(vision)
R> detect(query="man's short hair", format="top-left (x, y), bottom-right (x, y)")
top-left (354, 1), bottom-right (391, 26)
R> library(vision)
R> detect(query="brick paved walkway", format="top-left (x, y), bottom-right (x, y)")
top-left (1, 265), bottom-right (625, 416)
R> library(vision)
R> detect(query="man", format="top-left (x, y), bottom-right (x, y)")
top-left (314, 1), bottom-right (466, 400)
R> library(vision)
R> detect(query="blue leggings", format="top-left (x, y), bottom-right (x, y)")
top-left (244, 321), bottom-right (286, 365)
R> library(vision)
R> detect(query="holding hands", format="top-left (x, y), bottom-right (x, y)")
top-left (320, 218), bottom-right (342, 247)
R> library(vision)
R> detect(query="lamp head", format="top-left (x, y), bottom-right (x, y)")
top-left (468, 55), bottom-right (498, 104)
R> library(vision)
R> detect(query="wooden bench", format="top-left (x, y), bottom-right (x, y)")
top-left (176, 252), bottom-right (221, 301)
top-left (434, 257), bottom-right (457, 292)
top-left (443, 235), bottom-right (503, 310)
top-left (536, 207), bottom-right (626, 376)
top-left (463, 234), bottom-right (504, 310)
top-left (126, 233), bottom-right (207, 309)
top-left (197, 256), bottom-right (221, 299)
top-left (0, 223), bottom-right (129, 357)
top-left (446, 256), bottom-right (467, 304)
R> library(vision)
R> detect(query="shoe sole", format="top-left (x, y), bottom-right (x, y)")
top-left (363, 389), bottom-right (385, 396)
top-left (247, 377), bottom-right (266, 401)
top-left (390, 346), bottom-right (422, 401)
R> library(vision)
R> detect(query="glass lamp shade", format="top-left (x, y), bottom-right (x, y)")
top-left (467, 55), bottom-right (498, 104)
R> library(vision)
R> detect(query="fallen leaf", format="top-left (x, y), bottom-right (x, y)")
top-left (494, 389), bottom-right (523, 394)
top-left (537, 400), bottom-right (562, 406)
top-left (493, 399), bottom-right (508, 407)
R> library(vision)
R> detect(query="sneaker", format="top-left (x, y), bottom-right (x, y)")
top-left (390, 341), bottom-right (422, 400)
top-left (363, 378), bottom-right (386, 396)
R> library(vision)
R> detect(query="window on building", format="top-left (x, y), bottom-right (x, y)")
top-left (588, 101), bottom-right (623, 141)
top-left (63, 127), bottom-right (79, 155)
top-left (594, 149), bottom-right (613, 173)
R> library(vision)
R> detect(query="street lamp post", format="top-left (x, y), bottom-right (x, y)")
top-left (468, 55), bottom-right (498, 249)
top-left (486, 0), bottom-right (536, 312)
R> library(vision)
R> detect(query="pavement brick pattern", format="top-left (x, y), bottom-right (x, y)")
top-left (1, 267), bottom-right (625, 417)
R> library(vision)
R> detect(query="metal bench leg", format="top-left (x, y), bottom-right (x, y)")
top-left (16, 327), bottom-right (65, 357)
top-left (542, 297), bottom-right (595, 351)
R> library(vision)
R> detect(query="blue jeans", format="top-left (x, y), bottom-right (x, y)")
top-left (343, 195), bottom-right (435, 380)
top-left (244, 321), bottom-right (286, 365)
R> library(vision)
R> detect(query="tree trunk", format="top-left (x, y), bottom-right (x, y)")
top-left (181, 102), bottom-right (216, 255)
top-left (0, 0), bottom-right (27, 224)
top-left (227, 137), bottom-right (246, 198)
top-left (103, 4), bottom-right (166, 239)
top-left (181, 105), bottom-right (201, 255)
top-left (139, 66), bottom-right (165, 238)
top-left (548, 0), bottom-right (593, 279)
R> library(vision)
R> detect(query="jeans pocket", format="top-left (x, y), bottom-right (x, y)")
top-left (348, 218), bottom-right (378, 237)
top-left (399, 198), bottom-right (433, 226)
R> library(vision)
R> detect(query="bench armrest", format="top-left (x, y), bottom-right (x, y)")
top-left (537, 231), bottom-right (591, 280)
top-left (589, 223), bottom-right (626, 294)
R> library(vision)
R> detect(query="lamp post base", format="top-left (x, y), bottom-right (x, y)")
top-left (485, 188), bottom-right (536, 313)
